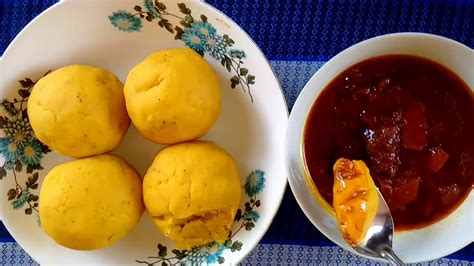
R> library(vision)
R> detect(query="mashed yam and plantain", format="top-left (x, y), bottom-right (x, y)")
top-left (39, 154), bottom-right (144, 250)
top-left (124, 48), bottom-right (221, 145)
top-left (143, 141), bottom-right (242, 249)
top-left (28, 65), bottom-right (130, 158)
top-left (30, 48), bottom-right (241, 251)
top-left (332, 158), bottom-right (379, 245)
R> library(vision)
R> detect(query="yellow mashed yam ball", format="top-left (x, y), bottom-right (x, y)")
top-left (124, 48), bottom-right (221, 145)
top-left (39, 154), bottom-right (144, 250)
top-left (143, 141), bottom-right (242, 249)
top-left (28, 64), bottom-right (130, 158)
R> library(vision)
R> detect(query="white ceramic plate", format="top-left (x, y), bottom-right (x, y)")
top-left (286, 33), bottom-right (474, 263)
top-left (0, 0), bottom-right (288, 264)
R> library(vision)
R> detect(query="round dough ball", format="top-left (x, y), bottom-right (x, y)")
top-left (124, 48), bottom-right (221, 144)
top-left (28, 64), bottom-right (130, 158)
top-left (143, 141), bottom-right (241, 249)
top-left (39, 154), bottom-right (144, 250)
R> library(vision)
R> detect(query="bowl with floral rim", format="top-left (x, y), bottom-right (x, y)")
top-left (0, 0), bottom-right (288, 264)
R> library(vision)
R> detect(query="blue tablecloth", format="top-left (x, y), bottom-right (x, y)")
top-left (1, 0), bottom-right (473, 265)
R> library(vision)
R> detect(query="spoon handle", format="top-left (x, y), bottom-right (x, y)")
top-left (379, 245), bottom-right (405, 266)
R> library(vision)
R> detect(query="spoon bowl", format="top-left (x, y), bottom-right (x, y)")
top-left (351, 189), bottom-right (405, 265)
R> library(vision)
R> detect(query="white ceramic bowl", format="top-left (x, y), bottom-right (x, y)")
top-left (286, 33), bottom-right (473, 263)
top-left (0, 0), bottom-right (288, 264)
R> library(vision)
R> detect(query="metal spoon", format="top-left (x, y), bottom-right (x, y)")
top-left (349, 189), bottom-right (405, 265)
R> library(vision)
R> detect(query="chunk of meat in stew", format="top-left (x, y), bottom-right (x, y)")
top-left (363, 120), bottom-right (401, 178)
top-left (426, 146), bottom-right (449, 173)
top-left (402, 101), bottom-right (427, 151)
top-left (378, 171), bottom-right (421, 212)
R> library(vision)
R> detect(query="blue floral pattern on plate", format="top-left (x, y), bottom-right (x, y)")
top-left (0, 72), bottom-right (52, 217)
top-left (109, 1), bottom-right (256, 102)
top-left (109, 10), bottom-right (143, 32)
top-left (135, 169), bottom-right (266, 265)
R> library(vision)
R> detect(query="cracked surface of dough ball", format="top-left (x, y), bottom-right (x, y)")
top-left (124, 48), bottom-right (221, 144)
top-left (28, 65), bottom-right (130, 158)
top-left (39, 154), bottom-right (144, 250)
top-left (143, 141), bottom-right (241, 249)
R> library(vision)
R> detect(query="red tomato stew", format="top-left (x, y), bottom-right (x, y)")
top-left (303, 55), bottom-right (473, 230)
